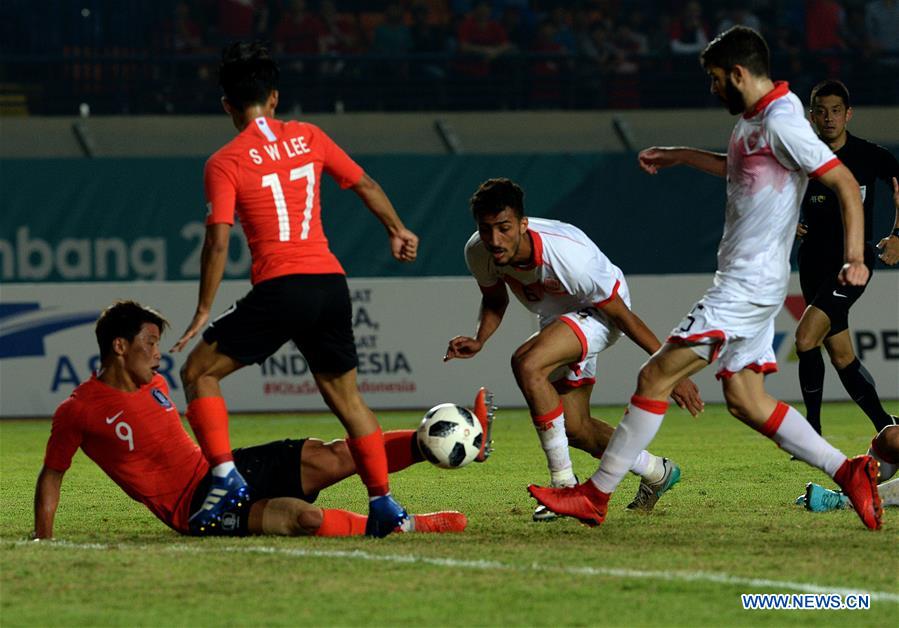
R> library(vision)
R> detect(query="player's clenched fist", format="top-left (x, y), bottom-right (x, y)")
top-left (444, 336), bottom-right (483, 361)
top-left (391, 228), bottom-right (419, 262)
top-left (638, 147), bottom-right (679, 174)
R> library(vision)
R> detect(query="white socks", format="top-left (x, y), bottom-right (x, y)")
top-left (631, 450), bottom-right (665, 484)
top-left (590, 396), bottom-right (668, 494)
top-left (211, 461), bottom-right (236, 478)
top-left (759, 403), bottom-right (846, 477)
top-left (532, 403), bottom-right (575, 486)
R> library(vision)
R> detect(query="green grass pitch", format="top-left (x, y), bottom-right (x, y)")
top-left (2, 402), bottom-right (897, 626)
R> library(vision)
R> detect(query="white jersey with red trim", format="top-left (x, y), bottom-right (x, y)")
top-left (715, 82), bottom-right (839, 305)
top-left (465, 217), bottom-right (628, 322)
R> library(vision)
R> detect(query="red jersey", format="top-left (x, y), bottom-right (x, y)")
top-left (44, 374), bottom-right (208, 534)
top-left (205, 117), bottom-right (365, 284)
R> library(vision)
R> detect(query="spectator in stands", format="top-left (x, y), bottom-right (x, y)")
top-left (549, 7), bottom-right (577, 54)
top-left (865, 0), bottom-right (899, 57)
top-left (715, 2), bottom-right (762, 36)
top-left (456, 0), bottom-right (513, 78)
top-left (669, 0), bottom-right (709, 55)
top-left (410, 2), bottom-right (451, 80)
top-left (500, 5), bottom-right (533, 51)
top-left (319, 0), bottom-right (363, 78)
top-left (529, 18), bottom-right (567, 106)
top-left (214, 0), bottom-right (268, 43)
top-left (373, 2), bottom-right (412, 57)
top-left (170, 1), bottom-right (204, 54)
top-left (274, 0), bottom-right (325, 57)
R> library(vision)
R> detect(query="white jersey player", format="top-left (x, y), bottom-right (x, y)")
top-left (529, 26), bottom-right (882, 531)
top-left (446, 178), bottom-right (704, 522)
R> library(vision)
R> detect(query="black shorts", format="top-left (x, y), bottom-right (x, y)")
top-left (800, 267), bottom-right (870, 337)
top-left (203, 273), bottom-right (358, 373)
top-left (798, 246), bottom-right (875, 337)
top-left (188, 439), bottom-right (320, 536)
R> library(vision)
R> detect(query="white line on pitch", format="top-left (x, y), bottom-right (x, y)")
top-left (12, 539), bottom-right (899, 604)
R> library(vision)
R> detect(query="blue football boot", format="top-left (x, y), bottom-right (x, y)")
top-left (803, 482), bottom-right (850, 512)
top-left (189, 468), bottom-right (250, 534)
top-left (366, 494), bottom-right (410, 538)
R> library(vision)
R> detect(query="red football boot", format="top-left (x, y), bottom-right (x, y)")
top-left (472, 387), bottom-right (497, 462)
top-left (834, 455), bottom-right (882, 531)
top-left (407, 511), bottom-right (468, 533)
top-left (527, 481), bottom-right (610, 527)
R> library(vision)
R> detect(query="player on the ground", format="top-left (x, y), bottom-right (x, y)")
top-left (528, 26), bottom-right (883, 530)
top-left (445, 178), bottom-right (704, 521)
top-left (794, 79), bottom-right (899, 435)
top-left (169, 42), bottom-right (421, 537)
top-left (797, 425), bottom-right (899, 511)
top-left (33, 301), bottom-right (466, 539)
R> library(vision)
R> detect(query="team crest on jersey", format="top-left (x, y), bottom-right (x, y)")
top-left (151, 388), bottom-right (173, 409)
top-left (745, 130), bottom-right (763, 151)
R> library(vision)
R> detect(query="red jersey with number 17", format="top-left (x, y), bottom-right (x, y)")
top-left (204, 117), bottom-right (365, 284)
top-left (43, 374), bottom-right (208, 534)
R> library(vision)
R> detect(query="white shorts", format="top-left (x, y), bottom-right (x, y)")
top-left (546, 307), bottom-right (623, 389)
top-left (667, 293), bottom-right (780, 379)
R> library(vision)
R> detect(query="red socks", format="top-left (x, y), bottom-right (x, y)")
top-left (346, 428), bottom-right (390, 497)
top-left (186, 396), bottom-right (233, 466)
top-left (384, 430), bottom-right (422, 472)
top-left (315, 509), bottom-right (367, 537)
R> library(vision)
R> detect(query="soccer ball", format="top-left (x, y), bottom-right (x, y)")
top-left (416, 403), bottom-right (483, 469)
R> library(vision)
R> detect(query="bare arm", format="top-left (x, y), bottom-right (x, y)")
top-left (638, 146), bottom-right (727, 178)
top-left (33, 465), bottom-right (65, 540)
top-left (602, 296), bottom-right (704, 415)
top-left (171, 223), bottom-right (231, 352)
top-left (444, 283), bottom-right (509, 361)
top-left (351, 173), bottom-right (419, 263)
top-left (817, 163), bottom-right (870, 285)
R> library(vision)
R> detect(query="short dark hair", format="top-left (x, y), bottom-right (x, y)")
top-left (701, 26), bottom-right (769, 77)
top-left (810, 79), bottom-right (851, 109)
top-left (219, 42), bottom-right (280, 110)
top-left (470, 178), bottom-right (525, 220)
top-left (95, 301), bottom-right (168, 362)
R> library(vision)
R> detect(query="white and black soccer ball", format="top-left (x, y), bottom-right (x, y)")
top-left (416, 403), bottom-right (483, 469)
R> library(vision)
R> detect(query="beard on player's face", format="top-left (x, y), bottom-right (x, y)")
top-left (719, 76), bottom-right (745, 114)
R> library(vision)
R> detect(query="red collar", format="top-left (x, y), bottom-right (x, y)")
top-left (743, 81), bottom-right (789, 119)
top-left (512, 230), bottom-right (544, 270)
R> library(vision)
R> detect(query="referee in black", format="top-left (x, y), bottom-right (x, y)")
top-left (794, 79), bottom-right (899, 435)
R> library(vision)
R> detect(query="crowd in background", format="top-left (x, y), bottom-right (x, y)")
top-left (1, 0), bottom-right (897, 113)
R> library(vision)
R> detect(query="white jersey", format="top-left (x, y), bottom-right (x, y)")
top-left (715, 82), bottom-right (840, 305)
top-left (464, 217), bottom-right (628, 323)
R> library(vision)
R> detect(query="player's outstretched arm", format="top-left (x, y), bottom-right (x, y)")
top-left (33, 465), bottom-right (64, 540)
top-left (638, 147), bottom-right (726, 177)
top-left (351, 174), bottom-right (419, 263)
top-left (601, 295), bottom-right (705, 415)
top-left (171, 223), bottom-right (231, 352)
top-left (445, 283), bottom-right (508, 361)
top-left (818, 164), bottom-right (870, 286)
top-left (875, 177), bottom-right (899, 265)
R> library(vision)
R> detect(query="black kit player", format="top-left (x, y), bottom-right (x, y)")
top-left (794, 79), bottom-right (899, 435)
top-left (169, 42), bottom-right (427, 537)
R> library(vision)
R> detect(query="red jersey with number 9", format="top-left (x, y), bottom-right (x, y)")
top-left (204, 117), bottom-right (365, 284)
top-left (43, 374), bottom-right (208, 533)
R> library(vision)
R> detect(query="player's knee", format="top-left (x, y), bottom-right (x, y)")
top-left (794, 330), bottom-right (819, 353)
top-left (329, 439), bottom-right (356, 477)
top-left (876, 425), bottom-right (899, 455)
top-left (723, 390), bottom-right (751, 422)
top-left (828, 350), bottom-right (854, 370)
top-left (510, 349), bottom-right (542, 386)
top-left (635, 362), bottom-right (664, 397)
top-left (295, 507), bottom-right (323, 535)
